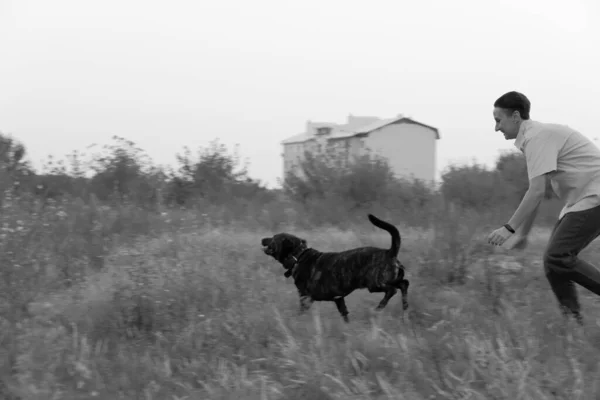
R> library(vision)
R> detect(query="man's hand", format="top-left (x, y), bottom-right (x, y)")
top-left (487, 226), bottom-right (514, 246)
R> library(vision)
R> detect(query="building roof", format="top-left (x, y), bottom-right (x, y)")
top-left (281, 132), bottom-right (313, 144)
top-left (281, 115), bottom-right (440, 145)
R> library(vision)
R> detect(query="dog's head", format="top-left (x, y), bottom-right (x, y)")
top-left (261, 233), bottom-right (307, 275)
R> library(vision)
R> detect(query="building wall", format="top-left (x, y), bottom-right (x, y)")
top-left (360, 122), bottom-right (437, 183)
top-left (282, 121), bottom-right (437, 184)
top-left (283, 142), bottom-right (303, 177)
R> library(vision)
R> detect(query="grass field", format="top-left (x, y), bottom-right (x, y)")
top-left (4, 209), bottom-right (600, 400)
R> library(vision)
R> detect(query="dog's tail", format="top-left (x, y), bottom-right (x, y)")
top-left (368, 214), bottom-right (401, 258)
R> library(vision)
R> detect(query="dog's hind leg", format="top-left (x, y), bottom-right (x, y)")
top-left (334, 297), bottom-right (350, 323)
top-left (375, 287), bottom-right (397, 311)
top-left (396, 279), bottom-right (409, 310)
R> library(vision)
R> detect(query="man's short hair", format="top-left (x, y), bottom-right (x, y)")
top-left (494, 91), bottom-right (531, 120)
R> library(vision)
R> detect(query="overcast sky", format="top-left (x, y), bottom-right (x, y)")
top-left (1, 0), bottom-right (598, 187)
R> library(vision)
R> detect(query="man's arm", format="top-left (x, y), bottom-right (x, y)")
top-left (506, 174), bottom-right (547, 232)
top-left (516, 175), bottom-right (552, 235)
top-left (508, 199), bottom-right (540, 249)
top-left (488, 175), bottom-right (547, 247)
top-left (489, 131), bottom-right (560, 247)
top-left (509, 131), bottom-right (559, 233)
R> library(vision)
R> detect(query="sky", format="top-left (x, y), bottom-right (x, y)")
top-left (1, 0), bottom-right (599, 188)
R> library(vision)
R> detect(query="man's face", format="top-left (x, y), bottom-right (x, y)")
top-left (493, 107), bottom-right (520, 140)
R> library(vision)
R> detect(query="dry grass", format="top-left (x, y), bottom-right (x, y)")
top-left (1, 211), bottom-right (600, 400)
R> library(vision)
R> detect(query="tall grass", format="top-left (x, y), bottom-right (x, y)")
top-left (2, 192), bottom-right (600, 399)
top-left (1, 133), bottom-right (596, 399)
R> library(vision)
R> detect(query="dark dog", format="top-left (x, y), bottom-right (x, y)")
top-left (260, 214), bottom-right (409, 322)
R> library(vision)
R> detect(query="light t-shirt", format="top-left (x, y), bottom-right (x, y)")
top-left (514, 119), bottom-right (600, 219)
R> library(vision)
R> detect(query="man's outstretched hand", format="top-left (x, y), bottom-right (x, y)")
top-left (487, 226), bottom-right (514, 246)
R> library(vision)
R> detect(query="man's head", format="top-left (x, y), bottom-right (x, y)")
top-left (493, 91), bottom-right (531, 140)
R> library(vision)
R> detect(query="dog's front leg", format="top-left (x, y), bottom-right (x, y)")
top-left (299, 295), bottom-right (313, 314)
top-left (334, 297), bottom-right (350, 323)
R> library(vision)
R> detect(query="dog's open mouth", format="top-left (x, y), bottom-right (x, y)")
top-left (262, 246), bottom-right (273, 255)
top-left (261, 238), bottom-right (274, 255)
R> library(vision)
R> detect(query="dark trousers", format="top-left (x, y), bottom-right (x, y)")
top-left (544, 204), bottom-right (600, 323)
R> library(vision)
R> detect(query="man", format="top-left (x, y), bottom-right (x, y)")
top-left (487, 91), bottom-right (600, 324)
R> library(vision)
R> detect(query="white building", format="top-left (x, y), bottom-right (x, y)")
top-left (281, 114), bottom-right (440, 183)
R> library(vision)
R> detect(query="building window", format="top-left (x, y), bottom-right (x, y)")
top-left (317, 127), bottom-right (332, 135)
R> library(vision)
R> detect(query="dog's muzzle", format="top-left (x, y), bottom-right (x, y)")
top-left (261, 238), bottom-right (274, 255)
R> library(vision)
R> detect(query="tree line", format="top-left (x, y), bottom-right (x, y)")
top-left (0, 131), bottom-right (561, 227)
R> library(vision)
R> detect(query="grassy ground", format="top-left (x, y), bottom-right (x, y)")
top-left (4, 214), bottom-right (600, 400)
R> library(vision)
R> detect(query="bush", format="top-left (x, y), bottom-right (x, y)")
top-left (283, 148), bottom-right (437, 227)
top-left (440, 162), bottom-right (509, 211)
top-left (165, 139), bottom-right (274, 207)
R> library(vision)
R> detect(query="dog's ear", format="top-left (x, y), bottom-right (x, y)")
top-left (281, 237), bottom-right (296, 253)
